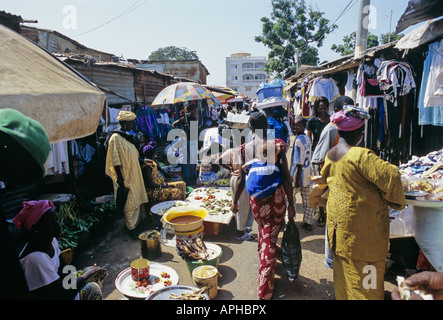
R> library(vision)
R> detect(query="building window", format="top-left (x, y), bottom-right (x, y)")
top-left (231, 64), bottom-right (238, 69)
top-left (255, 74), bottom-right (266, 81)
top-left (231, 76), bottom-right (238, 80)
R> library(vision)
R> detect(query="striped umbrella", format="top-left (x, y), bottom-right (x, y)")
top-left (151, 82), bottom-right (221, 106)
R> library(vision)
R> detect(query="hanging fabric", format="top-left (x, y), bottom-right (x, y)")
top-left (357, 62), bottom-right (384, 98)
top-left (377, 60), bottom-right (416, 106)
top-left (417, 40), bottom-right (443, 126)
top-left (135, 105), bottom-right (161, 138)
top-left (307, 76), bottom-right (340, 109)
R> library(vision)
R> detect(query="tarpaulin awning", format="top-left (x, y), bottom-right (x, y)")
top-left (0, 25), bottom-right (107, 144)
top-left (395, 0), bottom-right (443, 33)
top-left (395, 17), bottom-right (443, 50)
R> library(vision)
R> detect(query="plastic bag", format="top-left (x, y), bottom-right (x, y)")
top-left (281, 219), bottom-right (302, 282)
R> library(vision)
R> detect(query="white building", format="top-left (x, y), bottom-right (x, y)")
top-left (225, 52), bottom-right (268, 98)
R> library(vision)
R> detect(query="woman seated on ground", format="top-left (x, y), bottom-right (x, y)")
top-left (142, 143), bottom-right (186, 202)
top-left (12, 200), bottom-right (107, 300)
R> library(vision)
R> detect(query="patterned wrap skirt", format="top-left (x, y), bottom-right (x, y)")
top-left (250, 185), bottom-right (286, 300)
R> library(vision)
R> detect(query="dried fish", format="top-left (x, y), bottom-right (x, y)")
top-left (169, 287), bottom-right (208, 300)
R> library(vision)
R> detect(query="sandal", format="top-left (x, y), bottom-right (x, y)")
top-left (301, 223), bottom-right (312, 231)
top-left (235, 232), bottom-right (257, 241)
top-left (317, 216), bottom-right (326, 227)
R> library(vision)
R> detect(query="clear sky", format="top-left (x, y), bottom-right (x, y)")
top-left (3, 0), bottom-right (419, 87)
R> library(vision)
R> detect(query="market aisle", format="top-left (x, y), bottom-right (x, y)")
top-left (74, 135), bottom-right (396, 300)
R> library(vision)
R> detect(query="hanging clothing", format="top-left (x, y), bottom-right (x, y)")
top-left (47, 142), bottom-right (69, 175)
top-left (308, 76), bottom-right (340, 109)
top-left (424, 39), bottom-right (443, 108)
top-left (417, 40), bottom-right (443, 126)
top-left (357, 63), bottom-right (384, 98)
top-left (377, 60), bottom-right (416, 106)
top-left (136, 106), bottom-right (161, 138)
top-left (344, 71), bottom-right (356, 98)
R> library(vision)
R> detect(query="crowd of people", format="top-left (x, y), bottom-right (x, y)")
top-left (1, 97), bottom-right (442, 301)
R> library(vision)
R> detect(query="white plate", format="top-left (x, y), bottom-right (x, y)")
top-left (150, 200), bottom-right (187, 216)
top-left (114, 262), bottom-right (179, 299)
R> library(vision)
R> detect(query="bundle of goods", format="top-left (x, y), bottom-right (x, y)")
top-left (399, 149), bottom-right (443, 201)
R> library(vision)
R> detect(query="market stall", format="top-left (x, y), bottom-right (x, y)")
top-left (396, 148), bottom-right (443, 272)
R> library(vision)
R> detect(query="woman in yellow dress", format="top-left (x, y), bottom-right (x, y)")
top-left (321, 106), bottom-right (405, 300)
top-left (141, 143), bottom-right (186, 203)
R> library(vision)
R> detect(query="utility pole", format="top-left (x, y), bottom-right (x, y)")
top-left (388, 10), bottom-right (393, 43)
top-left (354, 0), bottom-right (371, 58)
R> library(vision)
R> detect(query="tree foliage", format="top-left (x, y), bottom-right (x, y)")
top-left (331, 32), bottom-right (380, 56)
top-left (255, 0), bottom-right (336, 79)
top-left (331, 31), bottom-right (405, 56)
top-left (380, 32), bottom-right (404, 44)
top-left (148, 46), bottom-right (199, 61)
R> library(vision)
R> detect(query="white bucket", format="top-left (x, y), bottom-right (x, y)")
top-left (192, 265), bottom-right (219, 299)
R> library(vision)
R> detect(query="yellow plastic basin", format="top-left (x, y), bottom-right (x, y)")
top-left (162, 207), bottom-right (208, 233)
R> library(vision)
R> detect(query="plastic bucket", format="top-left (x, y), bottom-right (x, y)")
top-left (175, 225), bottom-right (204, 246)
top-left (192, 265), bottom-right (219, 299)
top-left (185, 243), bottom-right (222, 276)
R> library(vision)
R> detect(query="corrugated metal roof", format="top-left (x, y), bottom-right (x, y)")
top-left (70, 63), bottom-right (136, 105)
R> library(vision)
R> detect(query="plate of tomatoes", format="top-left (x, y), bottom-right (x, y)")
top-left (115, 262), bottom-right (179, 299)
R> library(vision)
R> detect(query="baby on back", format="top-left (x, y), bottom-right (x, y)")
top-left (242, 140), bottom-right (282, 200)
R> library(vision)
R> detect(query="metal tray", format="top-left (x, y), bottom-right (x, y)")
top-left (146, 285), bottom-right (209, 300)
top-left (404, 190), bottom-right (429, 199)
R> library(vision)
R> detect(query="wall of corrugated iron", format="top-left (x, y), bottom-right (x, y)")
top-left (71, 63), bottom-right (136, 106)
top-left (133, 70), bottom-right (176, 104)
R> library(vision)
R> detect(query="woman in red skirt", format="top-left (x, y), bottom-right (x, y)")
top-left (232, 111), bottom-right (295, 300)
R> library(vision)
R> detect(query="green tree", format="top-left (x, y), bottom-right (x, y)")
top-left (255, 0), bottom-right (336, 78)
top-left (380, 32), bottom-right (404, 44)
top-left (331, 31), bottom-right (380, 56)
top-left (148, 46), bottom-right (199, 61)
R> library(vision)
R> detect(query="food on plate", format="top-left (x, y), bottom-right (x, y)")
top-left (164, 279), bottom-right (172, 287)
top-left (170, 287), bottom-right (207, 300)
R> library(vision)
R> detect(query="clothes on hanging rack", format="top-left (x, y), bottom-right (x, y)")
top-left (46, 142), bottom-right (69, 175)
top-left (357, 63), bottom-right (384, 98)
top-left (417, 40), bottom-right (443, 126)
top-left (307, 76), bottom-right (340, 111)
top-left (423, 39), bottom-right (443, 108)
top-left (135, 106), bottom-right (161, 138)
top-left (344, 71), bottom-right (356, 98)
top-left (377, 60), bottom-right (416, 106)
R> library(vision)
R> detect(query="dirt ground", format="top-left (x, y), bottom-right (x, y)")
top-left (74, 195), bottom-right (398, 301)
top-left (73, 136), bottom-right (401, 301)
